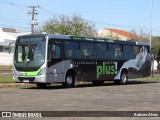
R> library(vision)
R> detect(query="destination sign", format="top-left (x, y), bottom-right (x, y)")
top-left (71, 36), bottom-right (113, 42)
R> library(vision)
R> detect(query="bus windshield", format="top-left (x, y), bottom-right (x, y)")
top-left (14, 36), bottom-right (46, 71)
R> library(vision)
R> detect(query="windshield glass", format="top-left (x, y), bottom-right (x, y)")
top-left (14, 36), bottom-right (46, 71)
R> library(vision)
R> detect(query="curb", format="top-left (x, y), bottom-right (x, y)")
top-left (0, 83), bottom-right (35, 88)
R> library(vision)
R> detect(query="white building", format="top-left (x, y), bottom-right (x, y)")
top-left (98, 28), bottom-right (139, 41)
top-left (0, 28), bottom-right (30, 65)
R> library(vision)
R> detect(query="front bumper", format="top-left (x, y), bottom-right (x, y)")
top-left (13, 74), bottom-right (47, 83)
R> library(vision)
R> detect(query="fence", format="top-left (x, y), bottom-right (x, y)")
top-left (0, 52), bottom-right (13, 65)
top-left (0, 52), bottom-right (12, 83)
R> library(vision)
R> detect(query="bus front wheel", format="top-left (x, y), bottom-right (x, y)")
top-left (62, 73), bottom-right (75, 88)
top-left (36, 83), bottom-right (47, 88)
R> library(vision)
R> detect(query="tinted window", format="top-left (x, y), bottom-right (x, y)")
top-left (96, 43), bottom-right (108, 59)
top-left (109, 44), bottom-right (122, 59)
top-left (48, 44), bottom-right (61, 59)
top-left (123, 45), bottom-right (134, 59)
top-left (133, 46), bottom-right (140, 58)
top-left (65, 41), bottom-right (80, 58)
top-left (48, 40), bottom-right (61, 60)
top-left (81, 42), bottom-right (95, 58)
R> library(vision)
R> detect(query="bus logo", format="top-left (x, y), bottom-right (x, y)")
top-left (96, 62), bottom-right (117, 79)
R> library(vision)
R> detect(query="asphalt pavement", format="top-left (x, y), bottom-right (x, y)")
top-left (0, 80), bottom-right (160, 119)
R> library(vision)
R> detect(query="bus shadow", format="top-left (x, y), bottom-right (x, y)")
top-left (21, 80), bottom-right (160, 90)
top-left (127, 80), bottom-right (159, 85)
top-left (76, 80), bottom-right (159, 88)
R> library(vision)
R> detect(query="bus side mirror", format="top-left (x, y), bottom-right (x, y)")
top-left (9, 47), bottom-right (11, 54)
top-left (8, 41), bottom-right (15, 54)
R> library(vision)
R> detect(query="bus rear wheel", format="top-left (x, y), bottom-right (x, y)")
top-left (36, 83), bottom-right (47, 88)
top-left (114, 71), bottom-right (128, 85)
top-left (62, 73), bottom-right (75, 88)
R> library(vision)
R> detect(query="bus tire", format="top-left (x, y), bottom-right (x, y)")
top-left (114, 71), bottom-right (128, 85)
top-left (120, 71), bottom-right (128, 85)
top-left (36, 83), bottom-right (47, 88)
top-left (62, 73), bottom-right (75, 88)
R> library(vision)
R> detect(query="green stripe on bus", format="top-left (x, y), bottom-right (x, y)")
top-left (22, 68), bottom-right (42, 76)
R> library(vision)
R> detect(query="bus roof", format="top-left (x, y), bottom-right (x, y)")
top-left (48, 34), bottom-right (150, 46)
top-left (18, 34), bottom-right (150, 46)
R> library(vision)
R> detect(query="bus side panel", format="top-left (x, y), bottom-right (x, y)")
top-left (73, 60), bottom-right (97, 81)
top-left (96, 61), bottom-right (116, 81)
top-left (128, 53), bottom-right (151, 78)
top-left (73, 60), bottom-right (125, 81)
top-left (47, 60), bottom-right (73, 83)
top-left (114, 52), bottom-right (151, 80)
top-left (47, 60), bottom-right (64, 83)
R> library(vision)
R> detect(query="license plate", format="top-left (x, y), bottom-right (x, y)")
top-left (23, 80), bottom-right (29, 83)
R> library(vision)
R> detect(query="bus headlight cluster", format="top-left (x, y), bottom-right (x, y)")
top-left (13, 69), bottom-right (23, 76)
top-left (38, 68), bottom-right (46, 76)
top-left (13, 69), bottom-right (17, 76)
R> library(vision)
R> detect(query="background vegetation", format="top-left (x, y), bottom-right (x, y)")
top-left (38, 14), bottom-right (160, 61)
top-left (38, 14), bottom-right (97, 37)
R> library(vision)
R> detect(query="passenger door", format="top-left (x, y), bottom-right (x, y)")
top-left (47, 39), bottom-right (63, 83)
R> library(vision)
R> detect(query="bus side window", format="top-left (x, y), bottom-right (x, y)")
top-left (81, 42), bottom-right (95, 58)
top-left (132, 46), bottom-right (140, 58)
top-left (123, 45), bottom-right (134, 60)
top-left (115, 45), bottom-right (122, 59)
top-left (53, 45), bottom-right (60, 59)
top-left (65, 41), bottom-right (80, 58)
top-left (82, 46), bottom-right (88, 57)
top-left (48, 44), bottom-right (61, 60)
top-left (96, 43), bottom-right (108, 59)
top-left (109, 44), bottom-right (122, 59)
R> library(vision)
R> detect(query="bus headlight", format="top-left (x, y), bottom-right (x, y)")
top-left (13, 69), bottom-right (17, 76)
top-left (38, 68), bottom-right (46, 76)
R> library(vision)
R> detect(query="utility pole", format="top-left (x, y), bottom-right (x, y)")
top-left (150, 0), bottom-right (153, 77)
top-left (28, 5), bottom-right (39, 34)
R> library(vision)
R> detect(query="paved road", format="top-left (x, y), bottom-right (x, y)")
top-left (0, 81), bottom-right (160, 119)
top-left (0, 81), bottom-right (160, 111)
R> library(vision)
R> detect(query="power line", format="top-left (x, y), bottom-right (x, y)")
top-left (0, 0), bottom-right (159, 35)
top-left (0, 0), bottom-right (27, 8)
top-left (39, 7), bottom-right (58, 16)
top-left (0, 17), bottom-right (29, 24)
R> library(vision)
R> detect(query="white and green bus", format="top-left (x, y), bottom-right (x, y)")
top-left (12, 34), bottom-right (151, 88)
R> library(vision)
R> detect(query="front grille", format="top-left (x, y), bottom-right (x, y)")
top-left (18, 77), bottom-right (35, 82)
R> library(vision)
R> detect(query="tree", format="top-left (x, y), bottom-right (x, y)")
top-left (129, 28), bottom-right (150, 42)
top-left (129, 29), bottom-right (160, 61)
top-left (38, 14), bottom-right (97, 37)
top-left (152, 36), bottom-right (160, 61)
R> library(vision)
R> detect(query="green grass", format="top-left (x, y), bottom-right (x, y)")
top-left (0, 74), bottom-right (37, 88)
top-left (0, 75), bottom-right (13, 83)
top-left (131, 74), bottom-right (160, 81)
top-left (0, 65), bottom-right (12, 70)
top-left (0, 74), bottom-right (160, 84)
top-left (0, 74), bottom-right (160, 88)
